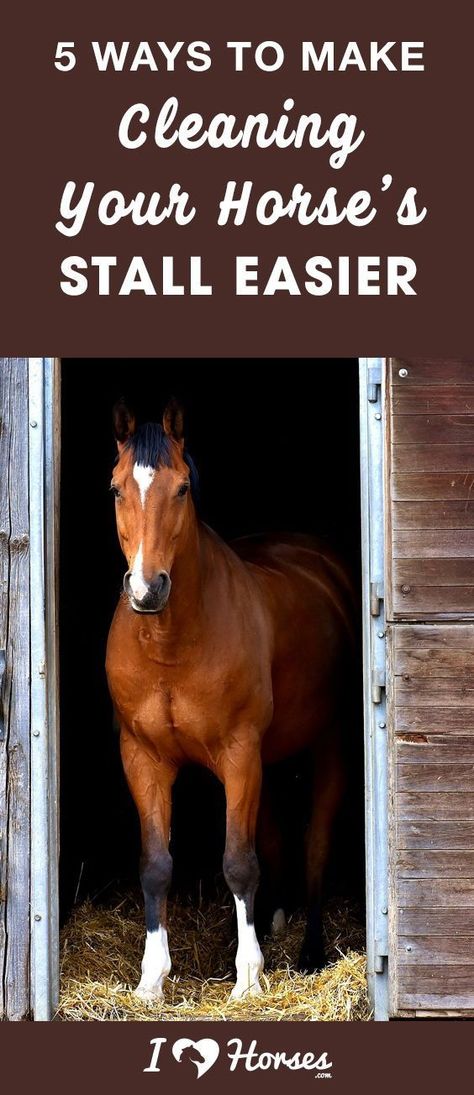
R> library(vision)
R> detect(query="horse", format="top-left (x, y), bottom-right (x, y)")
top-left (105, 398), bottom-right (356, 1001)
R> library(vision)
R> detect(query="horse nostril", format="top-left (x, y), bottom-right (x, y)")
top-left (123, 571), bottom-right (132, 596)
top-left (152, 571), bottom-right (170, 598)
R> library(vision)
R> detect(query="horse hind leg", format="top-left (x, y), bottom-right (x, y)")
top-left (298, 729), bottom-right (346, 973)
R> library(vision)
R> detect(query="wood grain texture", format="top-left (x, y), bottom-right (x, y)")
top-left (397, 879), bottom-right (474, 907)
top-left (397, 849), bottom-right (474, 877)
top-left (392, 473), bottom-right (474, 501)
top-left (0, 359), bottom-right (30, 1020)
top-left (393, 500), bottom-right (474, 531)
top-left (393, 416), bottom-right (474, 446)
top-left (398, 793), bottom-right (474, 820)
top-left (393, 531), bottom-right (474, 558)
top-left (397, 909), bottom-right (474, 937)
top-left (391, 361), bottom-right (474, 385)
top-left (387, 360), bottom-right (474, 622)
top-left (398, 819), bottom-right (474, 850)
top-left (394, 624), bottom-right (474, 650)
top-left (396, 678), bottom-right (474, 707)
top-left (397, 763), bottom-right (474, 792)
top-left (396, 709), bottom-right (474, 732)
top-left (390, 618), bottom-right (474, 1013)
top-left (392, 444), bottom-right (474, 473)
top-left (392, 386), bottom-right (474, 415)
top-left (396, 739), bottom-right (474, 762)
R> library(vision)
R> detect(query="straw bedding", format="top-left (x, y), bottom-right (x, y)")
top-left (58, 893), bottom-right (371, 1021)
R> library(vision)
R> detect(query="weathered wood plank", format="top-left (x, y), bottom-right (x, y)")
top-left (397, 849), bottom-right (474, 877)
top-left (392, 415), bottom-right (474, 446)
top-left (393, 531), bottom-right (474, 559)
top-left (398, 818), bottom-right (474, 849)
top-left (398, 793), bottom-right (474, 820)
top-left (393, 586), bottom-right (474, 618)
top-left (393, 500), bottom-right (474, 531)
top-left (391, 361), bottom-right (474, 385)
top-left (397, 764), bottom-right (474, 792)
top-left (398, 935), bottom-right (474, 964)
top-left (394, 559), bottom-right (474, 586)
top-left (397, 910), bottom-right (474, 937)
top-left (399, 965), bottom-right (474, 993)
top-left (392, 472), bottom-right (474, 501)
top-left (397, 878), bottom-right (474, 906)
top-left (396, 680), bottom-right (474, 707)
top-left (395, 645), bottom-right (474, 677)
top-left (392, 444), bottom-right (474, 473)
top-left (396, 710), bottom-right (474, 732)
top-left (392, 386), bottom-right (474, 415)
top-left (0, 359), bottom-right (30, 1021)
top-left (399, 992), bottom-right (474, 1010)
top-left (394, 624), bottom-right (474, 651)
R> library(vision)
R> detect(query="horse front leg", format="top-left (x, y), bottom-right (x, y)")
top-left (221, 738), bottom-right (264, 999)
top-left (120, 730), bottom-right (177, 1001)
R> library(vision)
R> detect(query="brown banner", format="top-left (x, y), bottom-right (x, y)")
top-left (0, 1020), bottom-right (470, 1093)
top-left (0, 0), bottom-right (472, 355)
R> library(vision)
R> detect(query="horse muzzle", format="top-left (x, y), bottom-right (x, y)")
top-left (123, 569), bottom-right (172, 614)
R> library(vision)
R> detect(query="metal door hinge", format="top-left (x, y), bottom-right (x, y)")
top-left (367, 363), bottom-right (382, 402)
top-left (372, 666), bottom-right (386, 704)
top-left (370, 580), bottom-right (384, 617)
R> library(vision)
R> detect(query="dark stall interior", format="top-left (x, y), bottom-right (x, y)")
top-left (59, 359), bottom-right (364, 925)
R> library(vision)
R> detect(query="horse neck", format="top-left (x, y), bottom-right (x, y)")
top-left (151, 506), bottom-right (209, 643)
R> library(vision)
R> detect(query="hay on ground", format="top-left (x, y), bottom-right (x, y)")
top-left (57, 893), bottom-right (371, 1021)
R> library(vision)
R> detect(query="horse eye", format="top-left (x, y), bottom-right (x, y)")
top-left (110, 484), bottom-right (122, 500)
top-left (177, 482), bottom-right (190, 498)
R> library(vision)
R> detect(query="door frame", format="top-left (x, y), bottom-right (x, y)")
top-left (28, 358), bottom-right (60, 1021)
top-left (29, 357), bottom-right (389, 1021)
top-left (359, 359), bottom-right (389, 1021)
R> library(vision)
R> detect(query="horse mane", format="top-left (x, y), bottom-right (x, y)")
top-left (126, 422), bottom-right (199, 500)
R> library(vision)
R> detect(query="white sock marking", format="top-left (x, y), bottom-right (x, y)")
top-left (136, 927), bottom-right (171, 998)
top-left (231, 895), bottom-right (264, 999)
top-left (133, 462), bottom-right (155, 507)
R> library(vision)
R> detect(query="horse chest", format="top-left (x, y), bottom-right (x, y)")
top-left (125, 653), bottom-right (269, 759)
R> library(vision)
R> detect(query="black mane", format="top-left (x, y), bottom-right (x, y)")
top-left (126, 422), bottom-right (199, 499)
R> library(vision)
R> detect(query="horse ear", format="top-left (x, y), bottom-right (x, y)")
top-left (163, 398), bottom-right (184, 447)
top-left (113, 399), bottom-right (136, 451)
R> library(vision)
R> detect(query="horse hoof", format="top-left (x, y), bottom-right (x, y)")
top-left (271, 908), bottom-right (286, 936)
top-left (230, 980), bottom-right (263, 1001)
top-left (134, 986), bottom-right (164, 1004)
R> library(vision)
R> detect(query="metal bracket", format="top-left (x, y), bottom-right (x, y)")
top-left (0, 648), bottom-right (6, 740)
top-left (372, 665), bottom-right (386, 704)
top-left (367, 363), bottom-right (382, 402)
top-left (370, 580), bottom-right (384, 617)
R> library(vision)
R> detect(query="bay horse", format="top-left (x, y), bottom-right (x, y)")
top-left (106, 399), bottom-right (356, 1001)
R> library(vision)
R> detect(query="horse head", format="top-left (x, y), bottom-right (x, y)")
top-left (111, 398), bottom-right (197, 614)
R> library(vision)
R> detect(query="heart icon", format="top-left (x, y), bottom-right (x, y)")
top-left (172, 1038), bottom-right (220, 1079)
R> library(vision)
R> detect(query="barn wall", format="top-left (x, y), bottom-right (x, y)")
top-left (386, 359), bottom-right (474, 1017)
top-left (387, 359), bottom-right (474, 621)
top-left (0, 359), bottom-right (30, 1020)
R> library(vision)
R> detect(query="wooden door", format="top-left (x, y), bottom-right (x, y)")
top-left (0, 359), bottom-right (31, 1019)
top-left (0, 358), bottom-right (60, 1021)
top-left (386, 359), bottom-right (474, 1016)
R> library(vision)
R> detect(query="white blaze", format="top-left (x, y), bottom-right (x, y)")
top-left (230, 895), bottom-right (264, 999)
top-left (129, 541), bottom-right (149, 601)
top-left (129, 463), bottom-right (155, 601)
top-left (136, 927), bottom-right (171, 999)
top-left (133, 462), bottom-right (155, 506)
